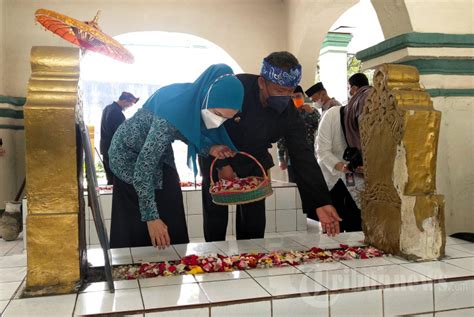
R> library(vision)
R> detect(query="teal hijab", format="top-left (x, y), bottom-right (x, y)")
top-left (142, 64), bottom-right (244, 174)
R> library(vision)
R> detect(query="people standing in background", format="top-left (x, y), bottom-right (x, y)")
top-left (108, 64), bottom-right (244, 249)
top-left (100, 91), bottom-right (139, 185)
top-left (345, 73), bottom-right (373, 152)
top-left (277, 86), bottom-right (320, 183)
top-left (315, 104), bottom-right (364, 232)
top-left (305, 82), bottom-right (341, 113)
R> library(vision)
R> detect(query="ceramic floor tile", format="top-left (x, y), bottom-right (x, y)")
top-left (329, 289), bottom-right (383, 317)
top-left (187, 214), bottom-right (204, 239)
top-left (286, 233), bottom-right (339, 246)
top-left (265, 210), bottom-right (276, 233)
top-left (213, 240), bottom-right (259, 250)
top-left (173, 243), bottom-right (222, 257)
top-left (384, 255), bottom-right (411, 264)
top-left (0, 255), bottom-right (26, 268)
top-left (0, 281), bottom-right (21, 301)
top-left (186, 191), bottom-right (203, 215)
top-left (340, 257), bottom-right (395, 268)
top-left (295, 260), bottom-right (347, 273)
top-left (449, 243), bottom-right (474, 255)
top-left (356, 264), bottom-right (432, 285)
top-left (272, 295), bottom-right (329, 317)
top-left (81, 279), bottom-right (139, 292)
top-left (331, 232), bottom-right (365, 243)
top-left (435, 308), bottom-right (474, 316)
top-left (0, 300), bottom-right (9, 314)
top-left (445, 237), bottom-right (471, 246)
top-left (403, 262), bottom-right (474, 280)
top-left (252, 236), bottom-right (305, 250)
top-left (131, 246), bottom-right (180, 263)
top-left (4, 294), bottom-right (76, 317)
top-left (384, 283), bottom-right (434, 316)
top-left (141, 283), bottom-right (209, 310)
top-left (275, 210), bottom-right (297, 232)
top-left (275, 187), bottom-right (296, 210)
top-left (145, 307), bottom-right (209, 317)
top-left (246, 265), bottom-right (301, 277)
top-left (434, 279), bottom-right (474, 311)
top-left (265, 192), bottom-right (276, 210)
top-left (86, 247), bottom-right (106, 267)
top-left (443, 257), bottom-right (474, 272)
top-left (255, 273), bottom-right (327, 296)
top-left (75, 288), bottom-right (143, 315)
top-left (217, 245), bottom-right (269, 256)
top-left (199, 278), bottom-right (270, 302)
top-left (193, 270), bottom-right (250, 282)
top-left (306, 268), bottom-right (380, 291)
top-left (111, 248), bottom-right (133, 265)
top-left (210, 300), bottom-right (271, 317)
top-left (139, 275), bottom-right (196, 288)
top-left (0, 267), bottom-right (26, 283)
top-left (445, 246), bottom-right (474, 259)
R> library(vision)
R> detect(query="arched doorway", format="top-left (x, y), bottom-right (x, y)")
top-left (80, 31), bottom-right (243, 184)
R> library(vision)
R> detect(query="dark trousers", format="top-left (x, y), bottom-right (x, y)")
top-left (287, 165), bottom-right (296, 183)
top-left (199, 156), bottom-right (266, 242)
top-left (103, 153), bottom-right (114, 185)
top-left (109, 165), bottom-right (189, 248)
top-left (325, 179), bottom-right (362, 232)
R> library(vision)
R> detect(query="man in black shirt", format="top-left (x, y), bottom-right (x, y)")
top-left (100, 91), bottom-right (139, 184)
top-left (199, 52), bottom-right (341, 241)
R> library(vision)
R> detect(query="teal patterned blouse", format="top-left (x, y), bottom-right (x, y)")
top-left (108, 108), bottom-right (208, 222)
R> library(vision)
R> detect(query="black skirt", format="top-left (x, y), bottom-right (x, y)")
top-left (109, 164), bottom-right (189, 248)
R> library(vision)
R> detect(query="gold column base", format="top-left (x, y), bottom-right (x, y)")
top-left (360, 64), bottom-right (445, 260)
top-left (24, 46), bottom-right (82, 295)
top-left (25, 214), bottom-right (80, 294)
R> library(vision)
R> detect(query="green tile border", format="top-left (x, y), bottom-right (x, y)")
top-left (321, 32), bottom-right (353, 49)
top-left (398, 59), bottom-right (474, 75)
top-left (0, 124), bottom-right (24, 130)
top-left (426, 89), bottom-right (474, 97)
top-left (0, 109), bottom-right (24, 119)
top-left (356, 32), bottom-right (474, 61)
top-left (0, 95), bottom-right (26, 106)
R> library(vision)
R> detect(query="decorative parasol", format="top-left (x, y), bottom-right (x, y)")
top-left (35, 9), bottom-right (134, 64)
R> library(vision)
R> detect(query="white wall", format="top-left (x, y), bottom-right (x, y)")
top-left (285, 0), bottom-right (357, 88)
top-left (4, 0), bottom-right (287, 96)
top-left (433, 96), bottom-right (474, 234)
top-left (0, 0), bottom-right (5, 94)
top-left (372, 0), bottom-right (474, 38)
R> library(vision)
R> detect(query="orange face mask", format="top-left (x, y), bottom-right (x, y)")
top-left (292, 96), bottom-right (304, 108)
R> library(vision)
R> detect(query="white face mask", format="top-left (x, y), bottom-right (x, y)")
top-left (313, 101), bottom-right (322, 109)
top-left (201, 109), bottom-right (227, 129)
top-left (201, 79), bottom-right (229, 129)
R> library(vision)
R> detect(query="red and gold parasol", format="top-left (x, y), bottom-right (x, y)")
top-left (35, 9), bottom-right (134, 64)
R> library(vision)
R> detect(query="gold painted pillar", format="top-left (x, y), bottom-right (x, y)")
top-left (360, 64), bottom-right (445, 260)
top-left (24, 47), bottom-right (81, 294)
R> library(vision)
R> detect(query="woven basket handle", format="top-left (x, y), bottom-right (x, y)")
top-left (209, 151), bottom-right (269, 186)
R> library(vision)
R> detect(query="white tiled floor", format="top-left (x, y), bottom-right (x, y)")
top-left (0, 231), bottom-right (473, 316)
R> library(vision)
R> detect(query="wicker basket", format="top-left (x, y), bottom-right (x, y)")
top-left (209, 152), bottom-right (273, 205)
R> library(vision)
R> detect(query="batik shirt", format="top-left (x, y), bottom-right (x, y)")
top-left (108, 108), bottom-right (208, 222)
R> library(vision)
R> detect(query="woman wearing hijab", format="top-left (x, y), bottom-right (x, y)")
top-left (108, 64), bottom-right (244, 249)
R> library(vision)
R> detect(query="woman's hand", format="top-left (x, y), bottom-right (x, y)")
top-left (209, 145), bottom-right (235, 159)
top-left (218, 165), bottom-right (236, 180)
top-left (147, 219), bottom-right (170, 249)
top-left (316, 205), bottom-right (342, 237)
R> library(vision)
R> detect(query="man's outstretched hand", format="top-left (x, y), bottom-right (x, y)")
top-left (316, 205), bottom-right (342, 237)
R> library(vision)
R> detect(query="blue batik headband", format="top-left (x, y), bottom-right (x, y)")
top-left (260, 58), bottom-right (302, 87)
